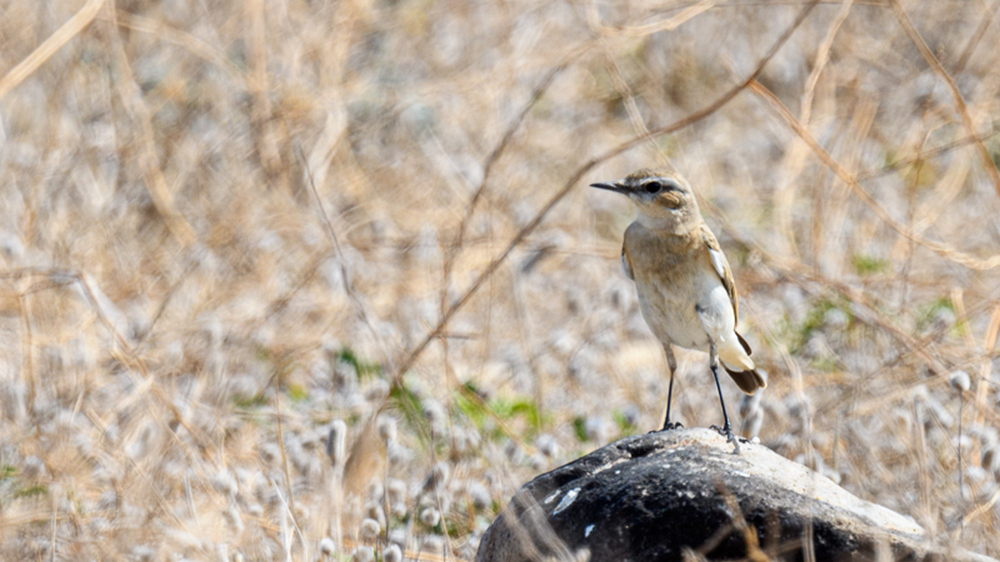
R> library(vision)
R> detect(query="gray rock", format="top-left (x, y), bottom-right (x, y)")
top-left (477, 428), bottom-right (995, 562)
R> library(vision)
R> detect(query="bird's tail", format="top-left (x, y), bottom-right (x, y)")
top-left (724, 366), bottom-right (767, 394)
top-left (720, 332), bottom-right (767, 395)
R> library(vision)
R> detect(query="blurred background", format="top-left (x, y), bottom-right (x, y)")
top-left (2, 0), bottom-right (1000, 559)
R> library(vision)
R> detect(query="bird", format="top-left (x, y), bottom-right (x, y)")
top-left (590, 168), bottom-right (765, 443)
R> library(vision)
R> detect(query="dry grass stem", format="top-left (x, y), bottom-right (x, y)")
top-left (0, 0), bottom-right (106, 102)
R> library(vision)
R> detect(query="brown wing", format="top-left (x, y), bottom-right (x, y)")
top-left (621, 243), bottom-right (634, 280)
top-left (701, 225), bottom-right (765, 393)
top-left (699, 223), bottom-right (739, 321)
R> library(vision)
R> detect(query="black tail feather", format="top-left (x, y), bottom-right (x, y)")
top-left (724, 366), bottom-right (767, 394)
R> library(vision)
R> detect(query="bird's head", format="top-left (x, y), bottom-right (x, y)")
top-left (590, 169), bottom-right (699, 229)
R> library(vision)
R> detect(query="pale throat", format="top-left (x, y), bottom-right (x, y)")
top-left (635, 208), bottom-right (696, 234)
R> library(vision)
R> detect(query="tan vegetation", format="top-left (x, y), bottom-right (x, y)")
top-left (1, 0), bottom-right (999, 559)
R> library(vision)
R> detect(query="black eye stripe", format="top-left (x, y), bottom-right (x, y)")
top-left (640, 179), bottom-right (686, 194)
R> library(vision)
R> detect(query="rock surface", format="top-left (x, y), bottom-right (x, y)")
top-left (477, 428), bottom-right (995, 562)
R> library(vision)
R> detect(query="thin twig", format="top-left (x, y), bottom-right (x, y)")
top-left (889, 0), bottom-right (1000, 199)
top-left (274, 388), bottom-right (297, 513)
top-left (18, 292), bottom-right (35, 416)
top-left (958, 389), bottom-right (965, 507)
top-left (135, 259), bottom-right (200, 351)
top-left (296, 145), bottom-right (388, 367)
top-left (247, 0), bottom-right (286, 191)
top-left (436, 58), bottom-right (573, 453)
top-left (111, 10), bottom-right (247, 85)
top-left (0, 0), bottom-right (106, 102)
top-left (749, 79), bottom-right (1000, 270)
top-left (857, 130), bottom-right (1000, 181)
top-left (598, 0), bottom-right (819, 164)
top-left (587, 0), bottom-right (715, 37)
top-left (951, 1), bottom-right (995, 74)
top-left (800, 0), bottom-right (856, 126)
top-left (104, 4), bottom-right (197, 245)
top-left (442, 58), bottom-right (574, 304)
top-left (3, 267), bottom-right (216, 465)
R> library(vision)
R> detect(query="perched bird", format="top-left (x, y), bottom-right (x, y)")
top-left (591, 168), bottom-right (765, 443)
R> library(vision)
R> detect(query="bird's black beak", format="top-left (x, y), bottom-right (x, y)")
top-left (590, 181), bottom-right (626, 193)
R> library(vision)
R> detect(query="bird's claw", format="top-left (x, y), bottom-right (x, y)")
top-left (710, 424), bottom-right (750, 452)
top-left (710, 424), bottom-right (736, 442)
top-left (710, 424), bottom-right (730, 437)
top-left (661, 421), bottom-right (684, 431)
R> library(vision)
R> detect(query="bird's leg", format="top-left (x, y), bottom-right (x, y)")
top-left (708, 344), bottom-right (738, 450)
top-left (661, 345), bottom-right (683, 431)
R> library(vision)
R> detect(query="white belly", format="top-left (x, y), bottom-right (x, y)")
top-left (634, 272), bottom-right (735, 352)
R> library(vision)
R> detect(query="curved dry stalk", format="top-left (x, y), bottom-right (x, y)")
top-left (17, 292), bottom-right (35, 415)
top-left (854, 131), bottom-right (1000, 181)
top-left (105, 5), bottom-right (198, 246)
top-left (0, 0), bottom-right (106, 102)
top-left (889, 0), bottom-right (1000, 199)
top-left (586, 0), bottom-right (716, 37)
top-left (800, 0), bottom-right (856, 126)
top-left (113, 11), bottom-right (248, 86)
top-left (749, 79), bottom-right (1000, 271)
top-left (1, 268), bottom-right (215, 469)
top-left (442, 57), bottom-right (575, 298)
top-left (858, 130), bottom-right (1000, 181)
top-left (599, 42), bottom-right (674, 171)
top-left (598, 0), bottom-right (819, 164)
top-left (952, 1), bottom-right (996, 74)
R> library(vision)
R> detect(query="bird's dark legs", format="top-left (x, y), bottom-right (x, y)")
top-left (661, 370), bottom-right (681, 430)
top-left (710, 363), bottom-right (734, 440)
top-left (708, 345), bottom-right (738, 450)
top-left (661, 345), bottom-right (683, 431)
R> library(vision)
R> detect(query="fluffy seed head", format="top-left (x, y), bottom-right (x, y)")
top-left (384, 544), bottom-right (403, 562)
top-left (420, 506), bottom-right (441, 527)
top-left (950, 370), bottom-right (971, 392)
top-left (360, 518), bottom-right (381, 539)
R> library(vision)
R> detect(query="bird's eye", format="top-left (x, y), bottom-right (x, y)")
top-left (644, 181), bottom-right (663, 194)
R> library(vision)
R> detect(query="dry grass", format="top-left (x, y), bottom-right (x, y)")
top-left (1, 0), bottom-right (1000, 559)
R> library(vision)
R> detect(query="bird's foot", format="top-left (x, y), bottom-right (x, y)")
top-left (710, 424), bottom-right (743, 453)
top-left (709, 424), bottom-right (733, 440)
top-left (660, 421), bottom-right (683, 432)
